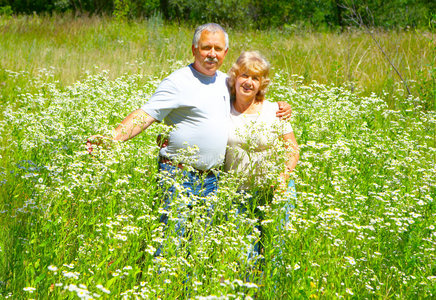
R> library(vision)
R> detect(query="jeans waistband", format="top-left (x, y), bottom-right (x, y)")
top-left (158, 156), bottom-right (216, 177)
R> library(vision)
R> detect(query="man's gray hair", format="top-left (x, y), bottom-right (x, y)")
top-left (192, 23), bottom-right (229, 50)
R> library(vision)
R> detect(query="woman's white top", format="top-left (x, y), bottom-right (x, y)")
top-left (224, 100), bottom-right (293, 189)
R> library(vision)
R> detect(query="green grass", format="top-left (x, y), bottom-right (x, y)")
top-left (0, 14), bottom-right (434, 109)
top-left (0, 15), bottom-right (435, 299)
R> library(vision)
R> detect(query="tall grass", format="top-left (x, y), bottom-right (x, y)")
top-left (0, 14), bottom-right (434, 109)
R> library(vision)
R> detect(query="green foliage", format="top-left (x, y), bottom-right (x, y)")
top-left (1, 0), bottom-right (435, 29)
top-left (415, 64), bottom-right (436, 111)
top-left (113, 0), bottom-right (160, 19)
top-left (254, 0), bottom-right (341, 29)
top-left (341, 0), bottom-right (436, 29)
top-left (113, 0), bottom-right (130, 21)
top-left (167, 0), bottom-right (252, 26)
top-left (0, 5), bottom-right (12, 16)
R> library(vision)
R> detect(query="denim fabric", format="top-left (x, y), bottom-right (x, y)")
top-left (235, 189), bottom-right (273, 263)
top-left (155, 162), bottom-right (219, 256)
top-left (158, 162), bottom-right (218, 200)
top-left (274, 179), bottom-right (297, 267)
top-left (237, 180), bottom-right (297, 264)
top-left (282, 179), bottom-right (297, 226)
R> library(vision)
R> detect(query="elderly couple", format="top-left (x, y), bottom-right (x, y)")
top-left (88, 23), bottom-right (299, 257)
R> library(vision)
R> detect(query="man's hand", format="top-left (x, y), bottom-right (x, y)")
top-left (276, 101), bottom-right (292, 120)
top-left (86, 135), bottom-right (113, 154)
top-left (156, 134), bottom-right (169, 148)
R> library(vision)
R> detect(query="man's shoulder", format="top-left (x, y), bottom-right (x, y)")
top-left (157, 65), bottom-right (193, 92)
top-left (216, 69), bottom-right (228, 78)
top-left (216, 70), bottom-right (229, 83)
top-left (166, 65), bottom-right (192, 80)
top-left (167, 65), bottom-right (228, 86)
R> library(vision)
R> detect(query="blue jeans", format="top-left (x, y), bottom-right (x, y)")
top-left (282, 179), bottom-right (297, 225)
top-left (237, 180), bottom-right (297, 263)
top-left (155, 162), bottom-right (218, 256)
top-left (235, 189), bottom-right (273, 263)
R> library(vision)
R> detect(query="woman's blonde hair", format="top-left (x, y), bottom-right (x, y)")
top-left (227, 51), bottom-right (270, 102)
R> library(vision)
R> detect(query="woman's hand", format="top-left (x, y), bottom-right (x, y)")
top-left (275, 170), bottom-right (291, 193)
top-left (275, 132), bottom-right (299, 193)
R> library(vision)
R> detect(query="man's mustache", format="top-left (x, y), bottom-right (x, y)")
top-left (205, 57), bottom-right (218, 63)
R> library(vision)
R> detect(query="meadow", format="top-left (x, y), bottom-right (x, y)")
top-left (0, 15), bottom-right (435, 299)
top-left (0, 14), bottom-right (434, 109)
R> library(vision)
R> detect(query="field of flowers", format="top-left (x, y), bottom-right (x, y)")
top-left (0, 67), bottom-right (434, 299)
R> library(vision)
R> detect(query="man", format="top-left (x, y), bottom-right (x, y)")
top-left (87, 23), bottom-right (290, 240)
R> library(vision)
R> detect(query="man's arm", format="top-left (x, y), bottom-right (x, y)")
top-left (276, 101), bottom-right (292, 119)
top-left (112, 109), bottom-right (156, 141)
top-left (87, 109), bottom-right (156, 152)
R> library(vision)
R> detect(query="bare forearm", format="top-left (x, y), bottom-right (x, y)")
top-left (279, 132), bottom-right (300, 183)
top-left (112, 109), bottom-right (156, 141)
top-left (285, 151), bottom-right (300, 173)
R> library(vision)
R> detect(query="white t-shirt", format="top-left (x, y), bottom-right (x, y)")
top-left (141, 64), bottom-right (230, 171)
top-left (224, 100), bottom-right (293, 189)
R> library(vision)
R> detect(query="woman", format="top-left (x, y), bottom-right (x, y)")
top-left (225, 51), bottom-right (299, 191)
top-left (225, 51), bottom-right (299, 261)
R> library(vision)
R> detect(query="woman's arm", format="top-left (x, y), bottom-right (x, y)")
top-left (277, 131), bottom-right (300, 191)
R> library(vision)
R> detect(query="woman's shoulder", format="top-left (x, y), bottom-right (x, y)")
top-left (261, 100), bottom-right (294, 132)
top-left (261, 100), bottom-right (280, 113)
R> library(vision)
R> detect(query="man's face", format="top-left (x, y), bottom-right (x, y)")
top-left (192, 30), bottom-right (228, 76)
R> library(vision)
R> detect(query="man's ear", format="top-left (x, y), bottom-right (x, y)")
top-left (192, 45), bottom-right (196, 56)
top-left (224, 48), bottom-right (229, 56)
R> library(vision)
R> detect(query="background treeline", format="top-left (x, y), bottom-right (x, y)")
top-left (1, 0), bottom-right (434, 29)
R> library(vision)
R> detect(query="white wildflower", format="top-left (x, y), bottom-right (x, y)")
top-left (96, 284), bottom-right (111, 294)
top-left (23, 287), bottom-right (36, 293)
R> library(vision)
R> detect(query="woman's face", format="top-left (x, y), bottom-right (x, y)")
top-left (235, 72), bottom-right (261, 100)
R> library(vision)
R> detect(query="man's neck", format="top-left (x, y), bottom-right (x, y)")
top-left (192, 62), bottom-right (217, 77)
